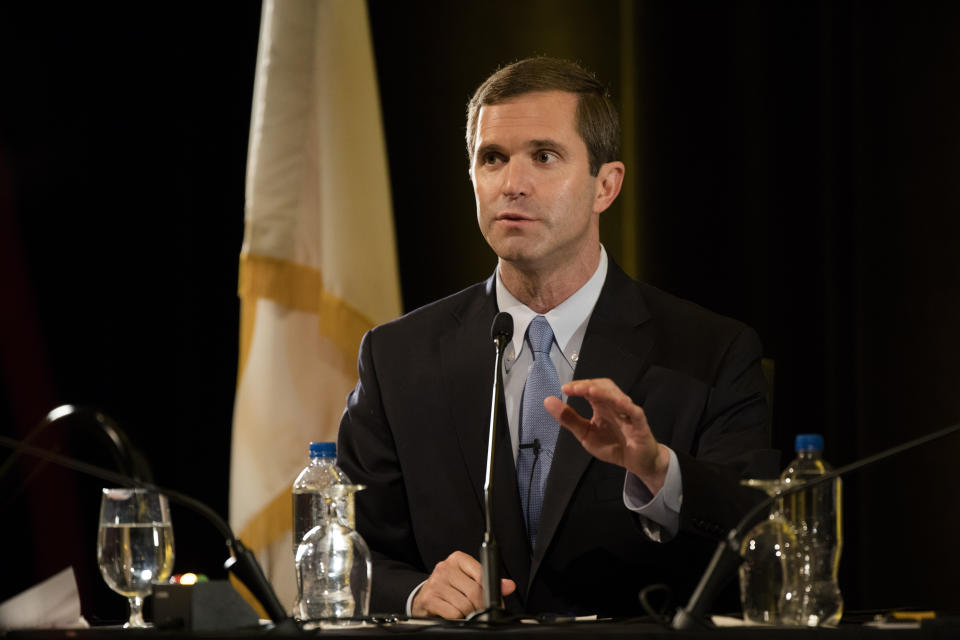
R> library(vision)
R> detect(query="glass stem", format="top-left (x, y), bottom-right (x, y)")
top-left (126, 595), bottom-right (147, 628)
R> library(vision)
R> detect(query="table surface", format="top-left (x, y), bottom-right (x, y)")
top-left (5, 617), bottom-right (956, 640)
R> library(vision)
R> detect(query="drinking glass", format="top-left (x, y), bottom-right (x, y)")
top-left (295, 484), bottom-right (371, 625)
top-left (738, 478), bottom-right (798, 625)
top-left (97, 488), bottom-right (175, 628)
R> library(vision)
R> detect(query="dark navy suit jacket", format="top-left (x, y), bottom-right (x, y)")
top-left (337, 261), bottom-right (780, 616)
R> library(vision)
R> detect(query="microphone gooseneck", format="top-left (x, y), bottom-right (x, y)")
top-left (0, 412), bottom-right (290, 625)
top-left (0, 404), bottom-right (153, 486)
top-left (478, 312), bottom-right (514, 621)
top-left (672, 420), bottom-right (960, 630)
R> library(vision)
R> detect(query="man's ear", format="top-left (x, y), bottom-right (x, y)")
top-left (593, 161), bottom-right (625, 214)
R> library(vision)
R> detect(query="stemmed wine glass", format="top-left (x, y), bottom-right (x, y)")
top-left (97, 488), bottom-right (175, 628)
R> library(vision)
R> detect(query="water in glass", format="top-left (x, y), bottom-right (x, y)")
top-left (97, 488), bottom-right (174, 628)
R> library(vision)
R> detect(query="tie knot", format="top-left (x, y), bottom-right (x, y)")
top-left (527, 315), bottom-right (554, 355)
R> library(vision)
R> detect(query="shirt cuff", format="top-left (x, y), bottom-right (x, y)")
top-left (622, 447), bottom-right (682, 542)
top-left (406, 580), bottom-right (427, 616)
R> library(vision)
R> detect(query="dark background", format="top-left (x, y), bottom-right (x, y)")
top-left (2, 0), bottom-right (958, 623)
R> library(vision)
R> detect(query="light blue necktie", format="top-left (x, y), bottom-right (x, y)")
top-left (516, 315), bottom-right (562, 549)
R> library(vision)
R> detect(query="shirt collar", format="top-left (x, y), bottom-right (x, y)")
top-left (495, 246), bottom-right (608, 357)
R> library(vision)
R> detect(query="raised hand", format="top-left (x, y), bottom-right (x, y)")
top-left (544, 378), bottom-right (670, 493)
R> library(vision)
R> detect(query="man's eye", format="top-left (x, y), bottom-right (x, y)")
top-left (482, 153), bottom-right (502, 165)
top-left (537, 151), bottom-right (558, 163)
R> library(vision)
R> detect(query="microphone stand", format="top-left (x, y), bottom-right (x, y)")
top-left (0, 432), bottom-right (290, 626)
top-left (478, 313), bottom-right (513, 621)
top-left (672, 420), bottom-right (960, 630)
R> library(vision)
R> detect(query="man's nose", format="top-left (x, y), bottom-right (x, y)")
top-left (501, 159), bottom-right (532, 199)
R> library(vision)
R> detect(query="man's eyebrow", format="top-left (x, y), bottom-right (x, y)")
top-left (527, 138), bottom-right (569, 154)
top-left (475, 142), bottom-right (506, 159)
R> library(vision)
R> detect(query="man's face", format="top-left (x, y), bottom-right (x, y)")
top-left (471, 90), bottom-right (603, 273)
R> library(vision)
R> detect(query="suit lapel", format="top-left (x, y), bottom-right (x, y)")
top-left (529, 262), bottom-right (655, 587)
top-left (441, 285), bottom-right (497, 510)
top-left (441, 276), bottom-right (531, 597)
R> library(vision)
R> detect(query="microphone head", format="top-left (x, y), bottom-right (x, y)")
top-left (491, 312), bottom-right (513, 344)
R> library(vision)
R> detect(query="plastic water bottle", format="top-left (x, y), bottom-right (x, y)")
top-left (293, 442), bottom-right (369, 622)
top-left (779, 434), bottom-right (843, 627)
top-left (291, 442), bottom-right (352, 556)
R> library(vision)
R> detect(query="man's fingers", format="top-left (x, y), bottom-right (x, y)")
top-left (562, 377), bottom-right (619, 399)
top-left (416, 585), bottom-right (475, 619)
top-left (413, 580), bottom-right (475, 619)
top-left (543, 395), bottom-right (566, 421)
top-left (560, 379), bottom-right (648, 425)
top-left (550, 378), bottom-right (664, 484)
top-left (447, 556), bottom-right (484, 611)
top-left (453, 550), bottom-right (483, 583)
top-left (562, 378), bottom-right (630, 406)
top-left (413, 551), bottom-right (486, 619)
top-left (414, 567), bottom-right (518, 619)
top-left (421, 590), bottom-right (472, 619)
top-left (544, 396), bottom-right (591, 437)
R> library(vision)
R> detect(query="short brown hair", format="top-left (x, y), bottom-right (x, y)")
top-left (466, 57), bottom-right (620, 176)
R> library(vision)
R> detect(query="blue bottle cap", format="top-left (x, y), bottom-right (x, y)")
top-left (309, 442), bottom-right (337, 458)
top-left (795, 434), bottom-right (824, 452)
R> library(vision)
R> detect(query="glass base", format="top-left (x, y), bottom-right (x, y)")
top-left (124, 595), bottom-right (151, 628)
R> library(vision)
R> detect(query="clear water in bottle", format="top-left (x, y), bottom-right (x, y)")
top-left (292, 442), bottom-right (353, 556)
top-left (779, 434), bottom-right (843, 627)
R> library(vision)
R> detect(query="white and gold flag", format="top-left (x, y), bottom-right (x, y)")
top-left (230, 0), bottom-right (401, 611)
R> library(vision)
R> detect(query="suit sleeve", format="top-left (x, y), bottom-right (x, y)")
top-left (674, 325), bottom-right (781, 539)
top-left (336, 329), bottom-right (429, 614)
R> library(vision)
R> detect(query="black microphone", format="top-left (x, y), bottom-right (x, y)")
top-left (0, 426), bottom-right (290, 626)
top-left (478, 311), bottom-right (513, 621)
top-left (672, 420), bottom-right (960, 630)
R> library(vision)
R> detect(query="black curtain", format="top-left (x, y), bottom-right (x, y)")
top-left (369, 0), bottom-right (960, 612)
top-left (0, 2), bottom-right (260, 621)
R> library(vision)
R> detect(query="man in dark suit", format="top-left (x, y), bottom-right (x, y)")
top-left (337, 57), bottom-right (779, 618)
